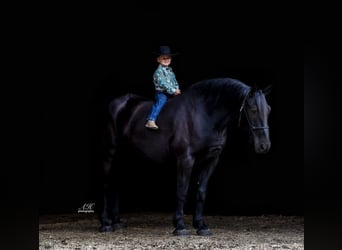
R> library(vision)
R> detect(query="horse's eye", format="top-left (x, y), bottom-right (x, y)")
top-left (250, 108), bottom-right (257, 114)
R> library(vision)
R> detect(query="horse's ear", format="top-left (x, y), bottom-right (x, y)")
top-left (250, 85), bottom-right (257, 94)
top-left (262, 84), bottom-right (272, 95)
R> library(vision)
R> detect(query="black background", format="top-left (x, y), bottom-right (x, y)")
top-left (39, 2), bottom-right (303, 217)
top-left (7, 1), bottom-right (338, 249)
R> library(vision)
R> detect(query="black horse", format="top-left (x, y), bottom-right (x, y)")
top-left (99, 77), bottom-right (271, 236)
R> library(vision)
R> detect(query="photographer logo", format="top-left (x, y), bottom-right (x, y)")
top-left (78, 203), bottom-right (95, 213)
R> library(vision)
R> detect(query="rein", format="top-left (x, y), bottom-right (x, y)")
top-left (238, 90), bottom-right (269, 131)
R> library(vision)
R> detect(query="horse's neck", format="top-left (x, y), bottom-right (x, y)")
top-left (193, 97), bottom-right (242, 129)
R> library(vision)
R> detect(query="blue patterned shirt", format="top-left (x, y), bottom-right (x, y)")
top-left (153, 64), bottom-right (179, 95)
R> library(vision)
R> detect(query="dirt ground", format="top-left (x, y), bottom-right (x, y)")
top-left (39, 212), bottom-right (303, 249)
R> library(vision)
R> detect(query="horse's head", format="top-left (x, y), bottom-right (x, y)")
top-left (241, 85), bottom-right (272, 154)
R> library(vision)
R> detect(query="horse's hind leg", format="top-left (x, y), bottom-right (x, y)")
top-left (99, 124), bottom-right (124, 232)
top-left (99, 180), bottom-right (124, 232)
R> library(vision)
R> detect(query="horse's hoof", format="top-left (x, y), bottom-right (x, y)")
top-left (99, 225), bottom-right (113, 232)
top-left (172, 228), bottom-right (188, 236)
top-left (196, 229), bottom-right (212, 236)
top-left (112, 222), bottom-right (126, 230)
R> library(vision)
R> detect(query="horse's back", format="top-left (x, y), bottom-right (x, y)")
top-left (108, 93), bottom-right (150, 118)
top-left (109, 93), bottom-right (148, 112)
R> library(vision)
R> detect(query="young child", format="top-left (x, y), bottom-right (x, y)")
top-left (145, 45), bottom-right (181, 130)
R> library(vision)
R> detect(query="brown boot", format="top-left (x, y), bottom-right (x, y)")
top-left (145, 120), bottom-right (159, 130)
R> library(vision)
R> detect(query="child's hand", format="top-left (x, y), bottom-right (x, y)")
top-left (174, 89), bottom-right (181, 95)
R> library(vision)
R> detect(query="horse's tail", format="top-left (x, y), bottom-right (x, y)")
top-left (101, 93), bottom-right (133, 179)
top-left (105, 94), bottom-right (132, 150)
top-left (100, 94), bottom-right (134, 226)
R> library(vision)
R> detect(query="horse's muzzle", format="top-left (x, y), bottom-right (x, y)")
top-left (255, 142), bottom-right (271, 154)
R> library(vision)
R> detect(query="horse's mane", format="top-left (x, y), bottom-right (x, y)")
top-left (186, 78), bottom-right (251, 110)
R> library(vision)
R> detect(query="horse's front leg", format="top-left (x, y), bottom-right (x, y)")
top-left (193, 153), bottom-right (220, 236)
top-left (173, 153), bottom-right (194, 236)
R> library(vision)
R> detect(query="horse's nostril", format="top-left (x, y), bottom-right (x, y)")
top-left (259, 143), bottom-right (270, 153)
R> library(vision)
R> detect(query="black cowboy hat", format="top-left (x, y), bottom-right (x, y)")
top-left (153, 45), bottom-right (179, 56)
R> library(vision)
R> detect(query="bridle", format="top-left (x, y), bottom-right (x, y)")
top-left (237, 90), bottom-right (269, 131)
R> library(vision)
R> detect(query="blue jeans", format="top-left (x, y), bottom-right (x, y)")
top-left (146, 92), bottom-right (168, 122)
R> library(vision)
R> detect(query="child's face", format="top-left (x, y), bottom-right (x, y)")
top-left (157, 55), bottom-right (171, 66)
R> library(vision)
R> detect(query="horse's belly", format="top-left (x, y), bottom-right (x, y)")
top-left (128, 141), bottom-right (169, 164)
